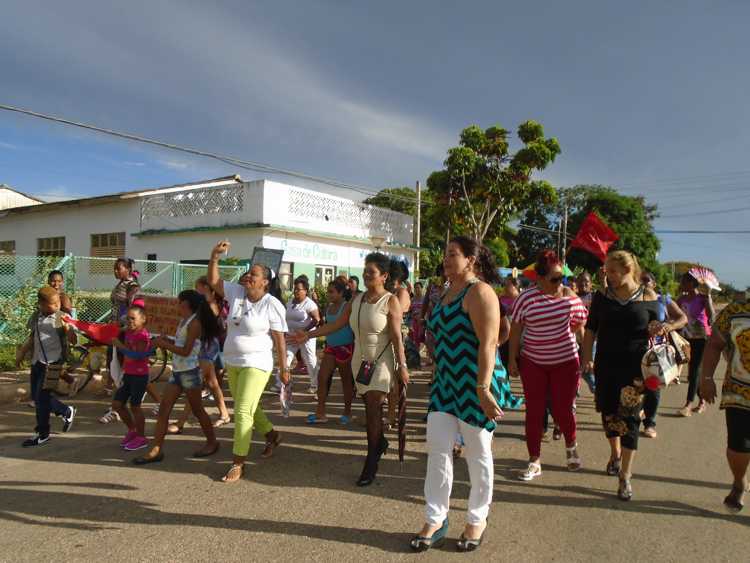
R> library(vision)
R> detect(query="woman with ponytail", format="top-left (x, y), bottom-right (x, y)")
top-left (410, 236), bottom-right (520, 553)
top-left (509, 249), bottom-right (588, 482)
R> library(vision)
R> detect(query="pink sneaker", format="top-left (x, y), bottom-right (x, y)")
top-left (121, 430), bottom-right (138, 448)
top-left (124, 435), bottom-right (149, 451)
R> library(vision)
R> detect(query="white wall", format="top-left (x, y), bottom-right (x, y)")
top-left (0, 199), bottom-right (141, 256)
top-left (0, 188), bottom-right (41, 210)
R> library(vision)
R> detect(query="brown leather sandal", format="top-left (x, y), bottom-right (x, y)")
top-left (221, 464), bottom-right (244, 483)
top-left (261, 431), bottom-right (282, 458)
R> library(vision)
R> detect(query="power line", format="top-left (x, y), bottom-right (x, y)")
top-left (0, 103), bottom-right (404, 204)
top-left (660, 204), bottom-right (750, 219)
top-left (3, 103), bottom-right (750, 234)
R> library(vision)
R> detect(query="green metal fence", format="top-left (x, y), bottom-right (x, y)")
top-left (0, 255), bottom-right (245, 345)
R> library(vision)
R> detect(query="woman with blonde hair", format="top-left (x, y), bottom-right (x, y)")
top-left (581, 251), bottom-right (674, 500)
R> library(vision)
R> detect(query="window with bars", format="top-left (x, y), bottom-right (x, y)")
top-left (90, 232), bottom-right (126, 274)
top-left (37, 237), bottom-right (65, 257)
top-left (0, 240), bottom-right (15, 255)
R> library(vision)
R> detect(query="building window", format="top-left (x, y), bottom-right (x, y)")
top-left (90, 232), bottom-right (126, 274)
top-left (0, 240), bottom-right (15, 255)
top-left (314, 265), bottom-right (336, 288)
top-left (146, 253), bottom-right (158, 273)
top-left (37, 237), bottom-right (65, 257)
top-left (278, 262), bottom-right (294, 292)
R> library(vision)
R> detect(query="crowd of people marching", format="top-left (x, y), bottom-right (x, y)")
top-left (14, 238), bottom-right (750, 552)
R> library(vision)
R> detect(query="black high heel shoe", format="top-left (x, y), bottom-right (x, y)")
top-left (377, 436), bottom-right (389, 459)
top-left (356, 455), bottom-right (378, 487)
top-left (456, 519), bottom-right (488, 552)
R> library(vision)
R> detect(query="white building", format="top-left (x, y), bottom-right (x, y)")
top-left (0, 175), bottom-right (416, 289)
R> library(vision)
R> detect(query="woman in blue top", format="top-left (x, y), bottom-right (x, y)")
top-left (411, 237), bottom-right (519, 553)
top-left (640, 272), bottom-right (687, 438)
top-left (307, 278), bottom-right (356, 425)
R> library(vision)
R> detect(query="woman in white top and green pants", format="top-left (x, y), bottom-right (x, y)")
top-left (207, 241), bottom-right (290, 483)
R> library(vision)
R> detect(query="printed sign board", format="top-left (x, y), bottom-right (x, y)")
top-left (142, 295), bottom-right (181, 336)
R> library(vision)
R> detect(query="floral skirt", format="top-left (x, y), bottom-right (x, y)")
top-left (595, 364), bottom-right (645, 450)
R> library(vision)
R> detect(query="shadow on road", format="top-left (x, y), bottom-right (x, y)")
top-left (0, 483), bottom-right (417, 553)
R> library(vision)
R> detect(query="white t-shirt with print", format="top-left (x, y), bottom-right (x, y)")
top-left (222, 282), bottom-right (288, 371)
top-left (286, 297), bottom-right (318, 333)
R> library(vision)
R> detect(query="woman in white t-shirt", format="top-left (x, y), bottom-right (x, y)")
top-left (207, 240), bottom-right (290, 483)
top-left (285, 276), bottom-right (321, 393)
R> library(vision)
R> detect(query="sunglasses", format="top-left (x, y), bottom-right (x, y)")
top-left (549, 276), bottom-right (563, 284)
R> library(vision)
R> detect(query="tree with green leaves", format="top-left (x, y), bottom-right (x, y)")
top-left (514, 184), bottom-right (667, 283)
top-left (427, 121), bottom-right (560, 243)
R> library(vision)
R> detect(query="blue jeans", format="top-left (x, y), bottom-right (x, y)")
top-left (31, 362), bottom-right (70, 437)
top-left (168, 367), bottom-right (202, 390)
top-left (642, 388), bottom-right (660, 429)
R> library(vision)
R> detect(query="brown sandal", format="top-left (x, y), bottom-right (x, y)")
top-left (261, 431), bottom-right (282, 458)
top-left (212, 416), bottom-right (231, 428)
top-left (221, 464), bottom-right (244, 483)
top-left (167, 424), bottom-right (183, 435)
top-left (193, 442), bottom-right (220, 458)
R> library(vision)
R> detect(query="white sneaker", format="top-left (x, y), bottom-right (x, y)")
top-left (519, 461), bottom-right (542, 481)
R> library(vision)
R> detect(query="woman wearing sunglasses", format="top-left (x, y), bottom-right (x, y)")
top-left (509, 249), bottom-right (588, 482)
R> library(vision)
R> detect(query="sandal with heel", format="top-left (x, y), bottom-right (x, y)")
top-left (410, 519), bottom-right (448, 552)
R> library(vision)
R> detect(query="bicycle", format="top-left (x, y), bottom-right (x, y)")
top-left (65, 337), bottom-right (168, 396)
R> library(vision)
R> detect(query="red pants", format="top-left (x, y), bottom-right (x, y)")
top-left (520, 356), bottom-right (579, 458)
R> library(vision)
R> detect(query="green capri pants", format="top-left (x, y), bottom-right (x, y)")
top-left (227, 366), bottom-right (274, 456)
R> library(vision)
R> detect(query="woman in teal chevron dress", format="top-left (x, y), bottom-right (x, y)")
top-left (411, 237), bottom-right (519, 553)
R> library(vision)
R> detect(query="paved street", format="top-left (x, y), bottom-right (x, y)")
top-left (0, 363), bottom-right (746, 562)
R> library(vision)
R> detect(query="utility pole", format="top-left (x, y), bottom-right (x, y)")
top-left (415, 180), bottom-right (422, 277)
top-left (446, 190), bottom-right (453, 246)
top-left (561, 204), bottom-right (569, 259)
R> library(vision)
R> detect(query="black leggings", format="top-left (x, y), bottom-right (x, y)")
top-left (686, 339), bottom-right (707, 404)
top-left (726, 408), bottom-right (750, 453)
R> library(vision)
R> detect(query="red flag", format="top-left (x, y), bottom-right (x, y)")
top-left (569, 212), bottom-right (619, 262)
top-left (63, 317), bottom-right (121, 344)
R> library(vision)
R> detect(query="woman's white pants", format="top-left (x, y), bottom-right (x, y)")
top-left (284, 339), bottom-right (319, 389)
top-left (425, 411), bottom-right (494, 525)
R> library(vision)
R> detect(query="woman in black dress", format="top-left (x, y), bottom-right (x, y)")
top-left (581, 251), bottom-right (676, 500)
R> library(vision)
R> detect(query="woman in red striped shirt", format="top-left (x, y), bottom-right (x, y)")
top-left (509, 250), bottom-right (588, 481)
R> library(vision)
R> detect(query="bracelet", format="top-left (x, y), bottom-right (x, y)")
top-left (476, 383), bottom-right (489, 390)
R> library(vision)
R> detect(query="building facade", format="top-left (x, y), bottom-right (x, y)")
top-left (0, 176), bottom-right (416, 290)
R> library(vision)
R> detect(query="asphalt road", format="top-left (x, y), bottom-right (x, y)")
top-left (0, 361), bottom-right (746, 562)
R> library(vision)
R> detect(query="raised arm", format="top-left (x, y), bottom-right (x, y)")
top-left (705, 293), bottom-right (716, 323)
top-left (208, 240), bottom-right (230, 298)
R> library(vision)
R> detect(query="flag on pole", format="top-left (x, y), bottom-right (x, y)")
top-left (569, 212), bottom-right (619, 262)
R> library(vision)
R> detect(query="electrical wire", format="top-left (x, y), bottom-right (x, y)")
top-left (3, 103), bottom-right (750, 234)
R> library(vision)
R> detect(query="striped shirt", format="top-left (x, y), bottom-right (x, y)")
top-left (511, 287), bottom-right (588, 365)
